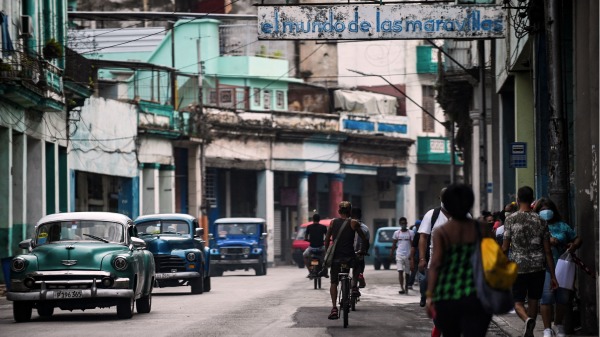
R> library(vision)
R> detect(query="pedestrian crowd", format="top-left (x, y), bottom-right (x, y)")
top-left (314, 183), bottom-right (585, 337)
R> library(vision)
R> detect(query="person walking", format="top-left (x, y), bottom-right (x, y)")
top-left (390, 217), bottom-right (414, 294)
top-left (534, 197), bottom-right (583, 337)
top-left (502, 186), bottom-right (559, 337)
top-left (418, 188), bottom-right (449, 307)
top-left (425, 184), bottom-right (493, 337)
top-left (324, 201), bottom-right (369, 320)
top-left (407, 219), bottom-right (421, 290)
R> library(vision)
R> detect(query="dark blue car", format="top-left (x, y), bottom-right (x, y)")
top-left (134, 214), bottom-right (211, 294)
top-left (209, 217), bottom-right (268, 276)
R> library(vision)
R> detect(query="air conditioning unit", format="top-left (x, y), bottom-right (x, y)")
top-left (20, 15), bottom-right (33, 38)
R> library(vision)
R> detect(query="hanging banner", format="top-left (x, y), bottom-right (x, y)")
top-left (257, 4), bottom-right (505, 40)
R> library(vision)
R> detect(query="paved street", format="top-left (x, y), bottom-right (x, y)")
top-left (0, 265), bottom-right (512, 336)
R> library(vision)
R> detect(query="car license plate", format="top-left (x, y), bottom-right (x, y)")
top-left (55, 289), bottom-right (83, 299)
top-left (311, 260), bottom-right (319, 266)
top-left (155, 273), bottom-right (173, 279)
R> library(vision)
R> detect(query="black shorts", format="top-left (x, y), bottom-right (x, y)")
top-left (330, 257), bottom-right (355, 284)
top-left (512, 270), bottom-right (546, 302)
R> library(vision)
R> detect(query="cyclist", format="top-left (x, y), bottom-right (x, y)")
top-left (325, 201), bottom-right (369, 320)
top-left (303, 213), bottom-right (329, 278)
top-left (352, 207), bottom-right (370, 289)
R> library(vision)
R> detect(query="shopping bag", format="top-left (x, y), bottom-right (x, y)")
top-left (555, 252), bottom-right (576, 290)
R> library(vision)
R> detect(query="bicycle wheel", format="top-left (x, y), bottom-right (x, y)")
top-left (317, 277), bottom-right (321, 289)
top-left (351, 292), bottom-right (356, 311)
top-left (342, 278), bottom-right (349, 328)
top-left (314, 275), bottom-right (318, 289)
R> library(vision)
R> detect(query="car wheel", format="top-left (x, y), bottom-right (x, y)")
top-left (383, 261), bottom-right (391, 270)
top-left (13, 301), bottom-right (32, 322)
top-left (203, 276), bottom-right (211, 292)
top-left (117, 297), bottom-right (134, 319)
top-left (374, 259), bottom-right (381, 270)
top-left (37, 304), bottom-right (54, 318)
top-left (136, 291), bottom-right (152, 314)
top-left (191, 277), bottom-right (204, 294)
top-left (255, 262), bottom-right (266, 276)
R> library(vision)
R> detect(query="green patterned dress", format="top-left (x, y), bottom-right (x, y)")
top-left (433, 243), bottom-right (476, 301)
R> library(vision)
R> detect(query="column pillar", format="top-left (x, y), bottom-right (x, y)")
top-left (329, 174), bottom-right (345, 218)
top-left (142, 163), bottom-right (160, 215)
top-left (12, 133), bottom-right (27, 252)
top-left (27, 138), bottom-right (45, 230)
top-left (187, 145), bottom-right (201, 217)
top-left (470, 110), bottom-right (481, 217)
top-left (395, 176), bottom-right (411, 222)
top-left (225, 170), bottom-right (231, 217)
top-left (159, 165), bottom-right (176, 213)
top-left (298, 172), bottom-right (309, 223)
top-left (257, 169), bottom-right (275, 265)
top-left (0, 127), bottom-right (12, 257)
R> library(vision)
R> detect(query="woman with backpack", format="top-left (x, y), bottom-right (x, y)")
top-left (425, 184), bottom-right (493, 337)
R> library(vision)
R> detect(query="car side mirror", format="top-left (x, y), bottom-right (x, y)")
top-left (19, 239), bottom-right (33, 250)
top-left (131, 237), bottom-right (146, 249)
top-left (195, 228), bottom-right (204, 237)
top-left (260, 232), bottom-right (268, 240)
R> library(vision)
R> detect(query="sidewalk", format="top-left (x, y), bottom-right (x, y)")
top-left (492, 311), bottom-right (597, 337)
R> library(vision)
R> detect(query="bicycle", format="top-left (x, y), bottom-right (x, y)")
top-left (337, 261), bottom-right (353, 328)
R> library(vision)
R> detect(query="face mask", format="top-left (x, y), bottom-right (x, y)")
top-left (400, 224), bottom-right (407, 230)
top-left (539, 209), bottom-right (554, 221)
top-left (504, 212), bottom-right (511, 218)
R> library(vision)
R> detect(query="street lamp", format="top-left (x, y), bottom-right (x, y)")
top-left (347, 69), bottom-right (457, 184)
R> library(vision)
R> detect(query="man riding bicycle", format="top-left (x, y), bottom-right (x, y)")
top-left (325, 201), bottom-right (369, 320)
top-left (303, 213), bottom-right (329, 278)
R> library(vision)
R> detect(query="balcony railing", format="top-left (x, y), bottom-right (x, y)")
top-left (0, 51), bottom-right (63, 94)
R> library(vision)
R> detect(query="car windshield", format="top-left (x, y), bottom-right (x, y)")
top-left (295, 227), bottom-right (307, 240)
top-left (216, 223), bottom-right (259, 239)
top-left (36, 221), bottom-right (125, 245)
top-left (377, 229), bottom-right (396, 243)
top-left (136, 220), bottom-right (191, 236)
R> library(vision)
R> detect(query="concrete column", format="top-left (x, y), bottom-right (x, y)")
top-left (0, 128), bottom-right (13, 257)
top-left (12, 133), bottom-right (27, 250)
top-left (328, 174), bottom-right (345, 218)
top-left (298, 172), bottom-right (309, 223)
top-left (514, 73), bottom-right (535, 189)
top-left (187, 145), bottom-right (202, 217)
top-left (225, 170), bottom-right (231, 217)
top-left (27, 137), bottom-right (45, 228)
top-left (395, 176), bottom-right (411, 222)
top-left (159, 165), bottom-right (176, 213)
top-left (257, 169), bottom-right (275, 266)
top-left (142, 163), bottom-right (160, 215)
top-left (470, 110), bottom-right (481, 217)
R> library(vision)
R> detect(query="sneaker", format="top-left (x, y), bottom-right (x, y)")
top-left (407, 285), bottom-right (413, 290)
top-left (398, 289), bottom-right (405, 294)
top-left (419, 298), bottom-right (426, 307)
top-left (523, 318), bottom-right (536, 337)
top-left (543, 328), bottom-right (555, 337)
top-left (555, 325), bottom-right (565, 337)
top-left (358, 273), bottom-right (366, 288)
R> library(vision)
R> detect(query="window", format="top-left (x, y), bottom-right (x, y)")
top-left (263, 90), bottom-right (271, 110)
top-left (422, 85), bottom-right (436, 133)
top-left (220, 89), bottom-right (233, 103)
top-left (253, 88), bottom-right (261, 106)
top-left (209, 90), bottom-right (217, 104)
top-left (276, 90), bottom-right (285, 109)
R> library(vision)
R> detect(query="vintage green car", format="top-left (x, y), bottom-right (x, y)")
top-left (7, 212), bottom-right (155, 322)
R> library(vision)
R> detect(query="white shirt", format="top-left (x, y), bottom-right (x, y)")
top-left (392, 229), bottom-right (414, 256)
top-left (418, 207), bottom-right (449, 268)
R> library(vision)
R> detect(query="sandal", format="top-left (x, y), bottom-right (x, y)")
top-left (328, 307), bottom-right (339, 320)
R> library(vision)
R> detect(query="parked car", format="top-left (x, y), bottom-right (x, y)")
top-left (291, 219), bottom-right (332, 268)
top-left (209, 218), bottom-right (268, 276)
top-left (134, 213), bottom-right (211, 294)
top-left (372, 226), bottom-right (399, 270)
top-left (7, 212), bottom-right (155, 322)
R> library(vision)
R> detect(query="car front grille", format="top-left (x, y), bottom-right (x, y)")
top-left (26, 271), bottom-right (112, 290)
top-left (220, 247), bottom-right (249, 255)
top-left (154, 255), bottom-right (186, 273)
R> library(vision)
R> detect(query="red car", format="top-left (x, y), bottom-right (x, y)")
top-left (292, 219), bottom-right (331, 268)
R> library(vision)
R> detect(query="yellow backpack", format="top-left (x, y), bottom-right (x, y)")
top-left (480, 237), bottom-right (518, 290)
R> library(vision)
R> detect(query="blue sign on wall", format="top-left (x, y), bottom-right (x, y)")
top-left (509, 142), bottom-right (527, 168)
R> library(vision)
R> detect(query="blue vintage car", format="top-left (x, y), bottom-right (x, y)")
top-left (134, 214), bottom-right (211, 294)
top-left (7, 212), bottom-right (155, 322)
top-left (209, 217), bottom-right (268, 276)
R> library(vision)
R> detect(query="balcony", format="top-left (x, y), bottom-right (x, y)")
top-left (0, 51), bottom-right (65, 112)
top-left (417, 136), bottom-right (462, 165)
top-left (416, 45), bottom-right (439, 74)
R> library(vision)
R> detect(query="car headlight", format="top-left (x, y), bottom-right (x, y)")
top-left (113, 257), bottom-right (128, 271)
top-left (11, 257), bottom-right (26, 272)
top-left (210, 248), bottom-right (219, 254)
top-left (186, 252), bottom-right (196, 262)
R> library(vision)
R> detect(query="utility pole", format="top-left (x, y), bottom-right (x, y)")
top-left (545, 0), bottom-right (569, 219)
top-left (170, 21), bottom-right (178, 110)
top-left (478, 40), bottom-right (487, 212)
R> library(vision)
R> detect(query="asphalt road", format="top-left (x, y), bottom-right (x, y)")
top-left (0, 265), bottom-right (508, 336)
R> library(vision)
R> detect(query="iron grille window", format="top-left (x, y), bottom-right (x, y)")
top-left (422, 85), bottom-right (436, 133)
